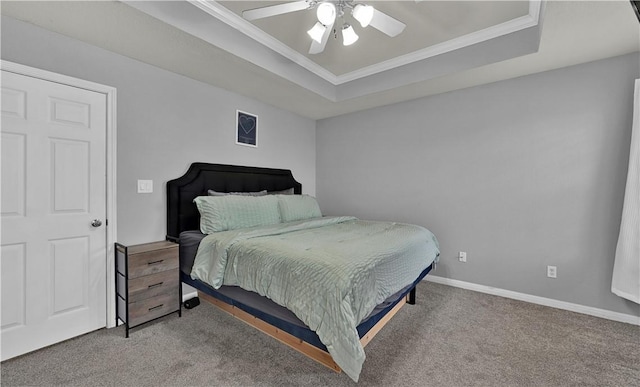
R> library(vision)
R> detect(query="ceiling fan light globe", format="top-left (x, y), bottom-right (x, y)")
top-left (317, 2), bottom-right (336, 25)
top-left (342, 24), bottom-right (359, 46)
top-left (307, 22), bottom-right (326, 44)
top-left (353, 4), bottom-right (374, 27)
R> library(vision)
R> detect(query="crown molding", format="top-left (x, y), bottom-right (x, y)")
top-left (189, 0), bottom-right (338, 83)
top-left (193, 0), bottom-right (543, 86)
top-left (337, 0), bottom-right (543, 83)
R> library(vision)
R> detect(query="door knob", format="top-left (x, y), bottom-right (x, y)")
top-left (91, 219), bottom-right (103, 227)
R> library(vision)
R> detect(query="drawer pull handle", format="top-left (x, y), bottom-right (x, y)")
top-left (148, 282), bottom-right (164, 289)
top-left (148, 304), bottom-right (163, 311)
top-left (148, 259), bottom-right (164, 265)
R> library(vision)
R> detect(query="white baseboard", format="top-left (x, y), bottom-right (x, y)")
top-left (425, 275), bottom-right (640, 326)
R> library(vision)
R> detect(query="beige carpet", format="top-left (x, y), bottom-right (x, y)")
top-left (1, 282), bottom-right (638, 386)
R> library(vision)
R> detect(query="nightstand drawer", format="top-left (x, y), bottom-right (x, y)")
top-left (128, 292), bottom-right (180, 327)
top-left (128, 270), bottom-right (179, 303)
top-left (128, 248), bottom-right (178, 279)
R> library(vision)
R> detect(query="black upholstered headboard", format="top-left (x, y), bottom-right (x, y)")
top-left (166, 163), bottom-right (302, 241)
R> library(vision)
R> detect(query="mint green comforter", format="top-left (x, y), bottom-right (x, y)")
top-left (191, 217), bottom-right (439, 381)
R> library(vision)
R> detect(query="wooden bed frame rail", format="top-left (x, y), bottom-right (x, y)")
top-left (198, 290), bottom-right (411, 373)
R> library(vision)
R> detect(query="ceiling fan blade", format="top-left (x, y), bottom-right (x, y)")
top-left (369, 8), bottom-right (406, 37)
top-left (308, 23), bottom-right (333, 55)
top-left (242, 1), bottom-right (310, 21)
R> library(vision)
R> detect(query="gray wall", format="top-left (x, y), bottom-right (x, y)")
top-left (1, 16), bottom-right (317, 245)
top-left (317, 53), bottom-right (640, 317)
top-left (3, 15), bottom-right (637, 318)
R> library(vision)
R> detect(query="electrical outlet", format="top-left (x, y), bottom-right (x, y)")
top-left (458, 251), bottom-right (467, 263)
top-left (547, 265), bottom-right (557, 278)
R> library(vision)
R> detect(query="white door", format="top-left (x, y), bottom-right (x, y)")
top-left (1, 70), bottom-right (107, 361)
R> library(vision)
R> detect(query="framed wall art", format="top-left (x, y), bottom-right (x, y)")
top-left (236, 110), bottom-right (258, 147)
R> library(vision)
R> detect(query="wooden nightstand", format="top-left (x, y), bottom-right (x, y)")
top-left (115, 241), bottom-right (181, 337)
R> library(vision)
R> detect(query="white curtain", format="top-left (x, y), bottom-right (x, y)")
top-left (612, 79), bottom-right (640, 304)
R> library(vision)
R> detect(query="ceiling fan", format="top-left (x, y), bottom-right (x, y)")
top-left (242, 0), bottom-right (406, 54)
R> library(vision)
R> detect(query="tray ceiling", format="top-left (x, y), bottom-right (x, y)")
top-left (127, 0), bottom-right (545, 100)
top-left (2, 1), bottom-right (638, 119)
top-left (216, 1), bottom-right (531, 77)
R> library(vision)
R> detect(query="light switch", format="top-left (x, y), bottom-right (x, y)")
top-left (137, 179), bottom-right (153, 194)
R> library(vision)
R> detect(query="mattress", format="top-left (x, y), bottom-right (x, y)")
top-left (179, 230), bottom-right (204, 275)
top-left (179, 229), bottom-right (420, 330)
top-left (189, 217), bottom-right (440, 381)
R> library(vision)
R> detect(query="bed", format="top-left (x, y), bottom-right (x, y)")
top-left (167, 163), bottom-right (439, 381)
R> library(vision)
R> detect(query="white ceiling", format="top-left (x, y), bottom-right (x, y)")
top-left (2, 1), bottom-right (639, 120)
